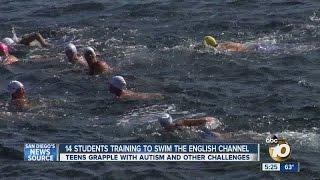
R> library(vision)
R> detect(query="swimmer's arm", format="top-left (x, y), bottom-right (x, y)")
top-left (175, 117), bottom-right (214, 127)
top-left (19, 32), bottom-right (50, 48)
top-left (121, 91), bottom-right (164, 100)
top-left (99, 60), bottom-right (114, 72)
top-left (29, 55), bottom-right (54, 62)
top-left (218, 42), bottom-right (247, 52)
top-left (90, 61), bottom-right (111, 75)
top-left (142, 92), bottom-right (164, 100)
top-left (12, 27), bottom-right (20, 42)
top-left (3, 55), bottom-right (19, 65)
top-left (77, 56), bottom-right (88, 67)
top-left (163, 124), bottom-right (179, 131)
top-left (9, 99), bottom-right (29, 110)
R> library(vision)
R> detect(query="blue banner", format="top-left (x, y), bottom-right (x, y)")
top-left (59, 143), bottom-right (259, 153)
top-left (280, 162), bottom-right (300, 173)
top-left (24, 143), bottom-right (58, 161)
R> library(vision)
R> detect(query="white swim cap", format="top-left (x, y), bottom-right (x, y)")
top-left (8, 80), bottom-right (24, 94)
top-left (65, 43), bottom-right (77, 54)
top-left (110, 76), bottom-right (127, 90)
top-left (157, 113), bottom-right (173, 127)
top-left (84, 47), bottom-right (96, 56)
top-left (2, 37), bottom-right (15, 46)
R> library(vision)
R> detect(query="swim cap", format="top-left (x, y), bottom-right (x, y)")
top-left (84, 47), bottom-right (96, 57)
top-left (2, 38), bottom-right (15, 46)
top-left (110, 76), bottom-right (127, 90)
top-left (8, 80), bottom-right (24, 94)
top-left (157, 113), bottom-right (173, 127)
top-left (204, 36), bottom-right (218, 47)
top-left (65, 43), bottom-right (77, 54)
top-left (0, 43), bottom-right (9, 56)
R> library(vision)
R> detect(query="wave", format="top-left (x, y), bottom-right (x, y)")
top-left (32, 2), bottom-right (105, 17)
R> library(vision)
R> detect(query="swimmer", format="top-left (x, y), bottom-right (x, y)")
top-left (108, 76), bottom-right (164, 101)
top-left (65, 43), bottom-right (88, 67)
top-left (7, 80), bottom-right (29, 109)
top-left (84, 47), bottom-right (112, 75)
top-left (203, 36), bottom-right (247, 52)
top-left (2, 27), bottom-right (51, 48)
top-left (0, 43), bottom-right (18, 65)
top-left (158, 113), bottom-right (217, 131)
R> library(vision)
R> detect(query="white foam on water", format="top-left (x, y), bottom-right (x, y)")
top-left (310, 12), bottom-right (320, 22)
top-left (117, 104), bottom-right (177, 126)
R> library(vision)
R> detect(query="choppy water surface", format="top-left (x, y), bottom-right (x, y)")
top-left (0, 0), bottom-right (320, 179)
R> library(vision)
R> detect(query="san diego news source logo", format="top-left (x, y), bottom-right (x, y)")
top-left (266, 135), bottom-right (291, 162)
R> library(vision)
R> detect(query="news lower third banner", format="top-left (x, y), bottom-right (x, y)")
top-left (24, 143), bottom-right (260, 162)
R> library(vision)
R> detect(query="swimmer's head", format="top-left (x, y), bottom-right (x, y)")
top-left (84, 47), bottom-right (96, 62)
top-left (2, 38), bottom-right (15, 46)
top-left (204, 36), bottom-right (218, 47)
top-left (65, 43), bottom-right (77, 61)
top-left (109, 76), bottom-right (127, 96)
top-left (8, 80), bottom-right (25, 98)
top-left (0, 43), bottom-right (9, 56)
top-left (157, 113), bottom-right (173, 128)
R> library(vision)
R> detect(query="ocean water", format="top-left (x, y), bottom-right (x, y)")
top-left (0, 0), bottom-right (320, 179)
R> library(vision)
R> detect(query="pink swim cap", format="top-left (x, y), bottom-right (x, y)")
top-left (0, 43), bottom-right (9, 56)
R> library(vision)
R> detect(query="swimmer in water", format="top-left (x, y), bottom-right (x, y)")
top-left (0, 43), bottom-right (18, 65)
top-left (158, 113), bottom-right (217, 131)
top-left (7, 80), bottom-right (29, 110)
top-left (108, 76), bottom-right (164, 101)
top-left (203, 36), bottom-right (247, 52)
top-left (2, 27), bottom-right (51, 48)
top-left (84, 47), bottom-right (112, 75)
top-left (65, 43), bottom-right (88, 67)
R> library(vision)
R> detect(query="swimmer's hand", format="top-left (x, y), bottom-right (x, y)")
top-left (12, 27), bottom-right (20, 43)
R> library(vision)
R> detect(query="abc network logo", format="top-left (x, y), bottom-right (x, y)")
top-left (266, 135), bottom-right (291, 162)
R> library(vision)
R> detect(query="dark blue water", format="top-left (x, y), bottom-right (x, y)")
top-left (0, 0), bottom-right (319, 179)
